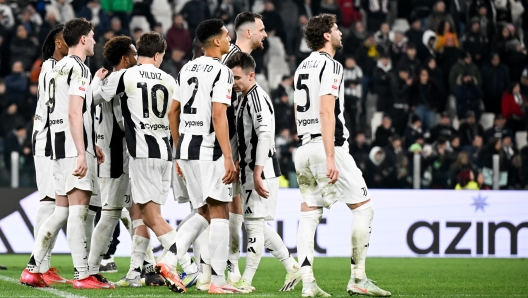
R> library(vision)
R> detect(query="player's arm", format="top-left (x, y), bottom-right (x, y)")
top-left (212, 68), bottom-right (236, 184)
top-left (252, 95), bottom-right (273, 198)
top-left (169, 73), bottom-right (182, 146)
top-left (91, 68), bottom-right (109, 106)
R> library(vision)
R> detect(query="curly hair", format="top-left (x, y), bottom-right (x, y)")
top-left (304, 14), bottom-right (337, 51)
top-left (103, 36), bottom-right (133, 67)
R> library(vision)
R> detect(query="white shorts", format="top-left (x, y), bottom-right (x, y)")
top-left (53, 154), bottom-right (99, 196)
top-left (90, 193), bottom-right (102, 207)
top-left (241, 177), bottom-right (279, 221)
top-left (35, 156), bottom-right (55, 200)
top-left (99, 174), bottom-right (132, 209)
top-left (294, 142), bottom-right (369, 208)
top-left (129, 158), bottom-right (172, 205)
top-left (178, 156), bottom-right (232, 209)
top-left (172, 162), bottom-right (191, 205)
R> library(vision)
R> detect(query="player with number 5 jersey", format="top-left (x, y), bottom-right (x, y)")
top-left (293, 14), bottom-right (391, 297)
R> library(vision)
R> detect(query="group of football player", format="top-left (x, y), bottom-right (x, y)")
top-left (18, 10), bottom-right (391, 297)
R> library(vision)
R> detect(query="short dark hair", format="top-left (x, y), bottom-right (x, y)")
top-left (196, 19), bottom-right (225, 46)
top-left (225, 52), bottom-right (256, 72)
top-left (103, 36), bottom-right (133, 67)
top-left (304, 14), bottom-right (337, 51)
top-left (192, 37), bottom-right (203, 60)
top-left (63, 18), bottom-right (94, 47)
top-left (234, 12), bottom-right (262, 31)
top-left (136, 32), bottom-right (166, 58)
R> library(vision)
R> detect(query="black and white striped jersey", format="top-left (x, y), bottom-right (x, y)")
top-left (32, 58), bottom-right (57, 157)
top-left (294, 51), bottom-right (349, 147)
top-left (95, 69), bottom-right (128, 178)
top-left (46, 55), bottom-right (95, 159)
top-left (236, 84), bottom-right (281, 184)
top-left (221, 44), bottom-right (241, 161)
top-left (174, 56), bottom-right (234, 161)
top-left (121, 64), bottom-right (176, 161)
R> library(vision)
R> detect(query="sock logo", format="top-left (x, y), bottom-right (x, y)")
top-left (244, 207), bottom-right (253, 214)
top-left (247, 247), bottom-right (256, 253)
top-left (248, 237), bottom-right (256, 243)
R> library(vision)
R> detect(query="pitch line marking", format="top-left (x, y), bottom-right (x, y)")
top-left (0, 275), bottom-right (86, 298)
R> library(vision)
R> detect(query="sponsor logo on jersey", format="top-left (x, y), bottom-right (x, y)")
top-left (97, 134), bottom-right (104, 140)
top-left (34, 114), bottom-right (43, 122)
top-left (184, 120), bottom-right (204, 127)
top-left (298, 118), bottom-right (319, 126)
top-left (49, 119), bottom-right (64, 125)
top-left (139, 122), bottom-right (169, 130)
top-left (332, 77), bottom-right (338, 90)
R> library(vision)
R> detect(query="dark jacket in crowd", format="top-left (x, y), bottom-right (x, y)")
top-left (356, 43), bottom-right (384, 77)
top-left (397, 54), bottom-right (422, 78)
top-left (458, 122), bottom-right (485, 147)
top-left (428, 124), bottom-right (458, 143)
top-left (373, 62), bottom-right (393, 112)
top-left (350, 141), bottom-right (371, 172)
top-left (364, 147), bottom-right (396, 189)
top-left (390, 72), bottom-right (412, 134)
top-left (373, 125), bottom-right (396, 148)
top-left (455, 77), bottom-right (483, 120)
top-left (481, 61), bottom-right (510, 114)
top-left (411, 79), bottom-right (441, 110)
top-left (462, 31), bottom-right (490, 66)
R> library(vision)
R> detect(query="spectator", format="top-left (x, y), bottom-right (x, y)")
top-left (495, 24), bottom-right (519, 63)
top-left (362, 0), bottom-right (388, 31)
top-left (508, 154), bottom-right (526, 189)
top-left (337, 0), bottom-right (362, 29)
top-left (406, 16), bottom-right (424, 53)
top-left (19, 82), bottom-right (38, 121)
top-left (450, 134), bottom-right (462, 155)
top-left (110, 16), bottom-right (128, 36)
top-left (100, 0), bottom-right (133, 30)
top-left (291, 14), bottom-right (311, 65)
top-left (18, 7), bottom-right (42, 37)
top-left (92, 29), bottom-right (114, 73)
top-left (374, 22), bottom-right (392, 53)
top-left (411, 68), bottom-right (442, 130)
top-left (356, 33), bottom-right (383, 114)
top-left (297, 0), bottom-right (313, 19)
top-left (427, 1), bottom-right (455, 33)
top-left (434, 20), bottom-right (459, 52)
top-left (424, 57), bottom-right (446, 99)
top-left (343, 21), bottom-right (367, 56)
top-left (38, 11), bottom-right (60, 49)
top-left (461, 17), bottom-right (490, 66)
top-left (494, 0), bottom-right (513, 24)
top-left (473, 4), bottom-right (495, 39)
top-left (261, 0), bottom-right (287, 50)
top-left (448, 51), bottom-right (481, 94)
top-left (437, 35), bottom-right (461, 90)
top-left (454, 168), bottom-right (479, 189)
top-left (373, 52), bottom-right (392, 112)
top-left (272, 75), bottom-right (294, 105)
top-left (77, 0), bottom-right (110, 37)
top-left (161, 48), bottom-right (188, 76)
top-left (275, 128), bottom-right (298, 186)
top-left (421, 30), bottom-right (437, 62)
top-left (0, 0), bottom-right (15, 30)
top-left (455, 72), bottom-right (483, 121)
top-left (502, 135), bottom-right (518, 160)
top-left (166, 14), bottom-right (192, 55)
top-left (373, 114), bottom-right (396, 148)
top-left (505, 39), bottom-right (527, 81)
top-left (481, 53), bottom-right (510, 114)
top-left (484, 114), bottom-right (513, 143)
top-left (397, 42), bottom-right (422, 78)
top-left (404, 115), bottom-right (424, 149)
top-left (350, 131), bottom-right (371, 171)
top-left (463, 134), bottom-right (484, 166)
top-left (390, 30), bottom-right (408, 63)
top-left (132, 27), bottom-right (143, 45)
top-left (10, 25), bottom-right (38, 70)
top-left (343, 56), bottom-right (362, 136)
top-left (385, 135), bottom-right (407, 188)
top-left (45, 0), bottom-right (75, 24)
top-left (458, 111), bottom-right (485, 147)
top-left (365, 146), bottom-right (394, 189)
top-left (3, 124), bottom-right (31, 170)
top-left (0, 103), bottom-right (25, 137)
top-left (319, 0), bottom-right (342, 25)
top-left (273, 91), bottom-right (294, 134)
top-left (428, 112), bottom-right (458, 143)
top-left (390, 66), bottom-right (413, 134)
top-left (450, 151), bottom-right (478, 187)
top-left (501, 82), bottom-right (527, 134)
top-left (479, 137), bottom-right (509, 189)
top-left (180, 0), bottom-right (211, 38)
top-left (131, 0), bottom-right (157, 30)
top-left (426, 136), bottom-right (455, 189)
top-left (4, 61), bottom-right (28, 106)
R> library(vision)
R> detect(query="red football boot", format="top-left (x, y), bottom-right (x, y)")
top-left (20, 269), bottom-right (50, 287)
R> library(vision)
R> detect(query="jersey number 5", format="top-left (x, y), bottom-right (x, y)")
top-left (296, 74), bottom-right (310, 112)
top-left (137, 82), bottom-right (169, 118)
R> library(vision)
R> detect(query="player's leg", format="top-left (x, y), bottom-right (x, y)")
top-left (227, 191), bottom-right (243, 283)
top-left (194, 225), bottom-right (212, 291)
top-left (34, 198), bottom-right (55, 272)
top-left (238, 217), bottom-right (263, 291)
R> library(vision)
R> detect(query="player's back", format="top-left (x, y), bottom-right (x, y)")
top-left (33, 58), bottom-right (57, 157)
top-left (294, 51), bottom-right (349, 147)
top-left (121, 64), bottom-right (175, 160)
top-left (175, 56), bottom-right (233, 161)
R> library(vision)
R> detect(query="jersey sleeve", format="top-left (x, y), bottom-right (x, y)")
top-left (319, 60), bottom-right (343, 98)
top-left (172, 71), bottom-right (181, 102)
top-left (68, 63), bottom-right (90, 97)
top-left (250, 91), bottom-right (273, 134)
top-left (99, 71), bottom-right (124, 102)
top-left (211, 67), bottom-right (233, 106)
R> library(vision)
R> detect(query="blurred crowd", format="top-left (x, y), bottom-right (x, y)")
top-left (0, 0), bottom-right (527, 189)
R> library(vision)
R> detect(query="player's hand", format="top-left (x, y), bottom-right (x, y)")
top-left (95, 67), bottom-right (108, 80)
top-left (95, 146), bottom-right (105, 165)
top-left (253, 172), bottom-right (269, 198)
top-left (73, 153), bottom-right (88, 179)
top-left (326, 156), bottom-right (339, 184)
top-left (222, 157), bottom-right (236, 184)
top-left (175, 161), bottom-right (184, 178)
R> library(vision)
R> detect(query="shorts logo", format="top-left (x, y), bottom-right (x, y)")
top-left (228, 187), bottom-right (232, 197)
top-left (361, 187), bottom-right (367, 196)
top-left (245, 207), bottom-right (253, 214)
top-left (124, 195), bottom-right (131, 204)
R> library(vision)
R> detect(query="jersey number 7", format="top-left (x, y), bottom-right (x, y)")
top-left (137, 82), bottom-right (169, 118)
top-left (296, 74), bottom-right (310, 112)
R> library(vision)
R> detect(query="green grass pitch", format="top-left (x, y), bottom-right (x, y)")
top-left (0, 255), bottom-right (527, 297)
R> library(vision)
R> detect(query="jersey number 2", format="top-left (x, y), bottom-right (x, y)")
top-left (184, 77), bottom-right (199, 114)
top-left (137, 82), bottom-right (169, 118)
top-left (296, 74), bottom-right (310, 112)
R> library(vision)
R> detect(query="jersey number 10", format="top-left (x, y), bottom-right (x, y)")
top-left (137, 82), bottom-right (169, 118)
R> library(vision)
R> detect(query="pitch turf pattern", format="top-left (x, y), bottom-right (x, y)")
top-left (0, 256), bottom-right (527, 297)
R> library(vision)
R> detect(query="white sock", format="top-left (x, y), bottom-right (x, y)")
top-left (241, 218), bottom-right (264, 284)
top-left (177, 208), bottom-right (197, 232)
top-left (144, 242), bottom-right (156, 271)
top-left (158, 230), bottom-right (178, 270)
top-left (264, 223), bottom-right (299, 273)
top-left (40, 234), bottom-right (58, 273)
top-left (209, 218), bottom-right (229, 287)
top-left (196, 226), bottom-right (211, 283)
top-left (34, 200), bottom-right (56, 272)
top-left (127, 235), bottom-right (150, 279)
top-left (68, 205), bottom-right (89, 280)
top-left (297, 209), bottom-right (322, 284)
top-left (85, 208), bottom-right (97, 253)
top-left (87, 210), bottom-right (121, 275)
top-left (228, 213), bottom-right (243, 281)
top-left (27, 206), bottom-right (68, 273)
top-left (176, 213), bottom-right (208, 273)
top-left (351, 202), bottom-right (374, 281)
top-left (121, 208), bottom-right (133, 237)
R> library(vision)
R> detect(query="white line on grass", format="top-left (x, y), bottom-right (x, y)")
top-left (0, 275), bottom-right (86, 298)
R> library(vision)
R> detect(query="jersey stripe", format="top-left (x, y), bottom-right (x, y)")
top-left (122, 93), bottom-right (136, 158)
top-left (145, 134), bottom-right (161, 158)
top-left (54, 131), bottom-right (66, 159)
